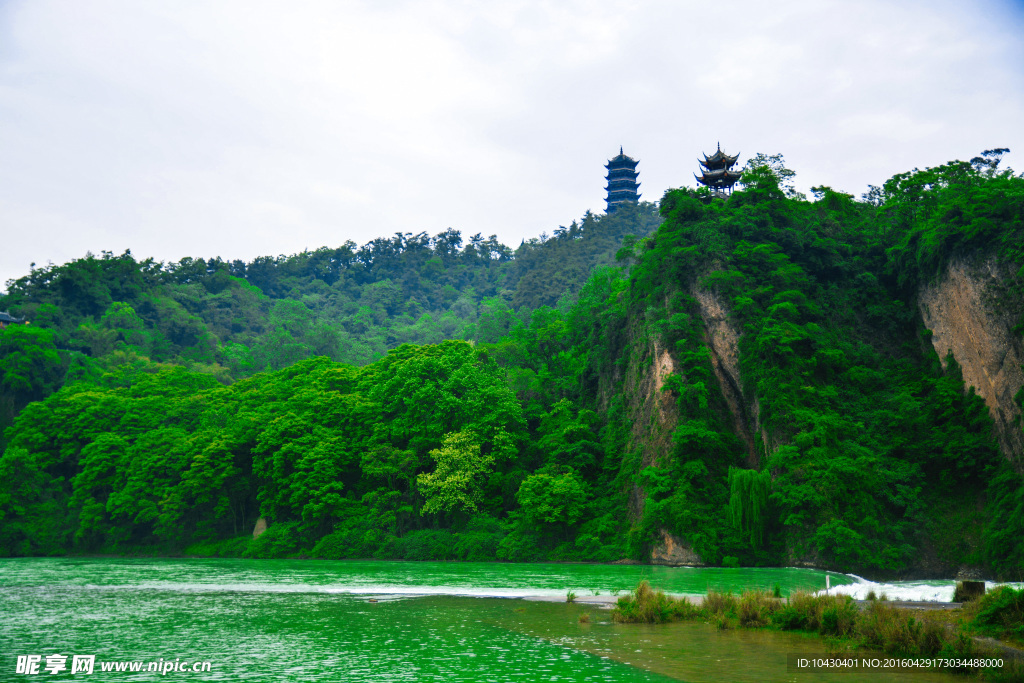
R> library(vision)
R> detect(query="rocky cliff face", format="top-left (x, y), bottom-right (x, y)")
top-left (692, 285), bottom-right (766, 466)
top-left (650, 530), bottom-right (704, 566)
top-left (600, 316), bottom-right (681, 520)
top-left (622, 335), bottom-right (679, 471)
top-left (918, 256), bottom-right (1024, 468)
top-left (252, 517), bottom-right (267, 539)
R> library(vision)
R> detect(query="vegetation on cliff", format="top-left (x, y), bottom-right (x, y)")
top-left (1, 152), bottom-right (1021, 579)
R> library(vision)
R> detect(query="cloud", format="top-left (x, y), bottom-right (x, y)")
top-left (1, 0), bottom-right (1022, 288)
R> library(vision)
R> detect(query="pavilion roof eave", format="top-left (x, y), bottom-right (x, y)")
top-left (701, 150), bottom-right (740, 168)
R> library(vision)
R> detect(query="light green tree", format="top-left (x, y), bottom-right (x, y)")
top-left (417, 431), bottom-right (493, 514)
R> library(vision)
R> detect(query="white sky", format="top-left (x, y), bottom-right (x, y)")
top-left (2, 0), bottom-right (1023, 290)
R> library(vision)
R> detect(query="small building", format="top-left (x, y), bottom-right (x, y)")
top-left (0, 311), bottom-right (26, 330)
top-left (695, 143), bottom-right (742, 195)
top-left (605, 147), bottom-right (641, 213)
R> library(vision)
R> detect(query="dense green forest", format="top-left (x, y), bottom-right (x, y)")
top-left (0, 201), bottom-right (660, 436)
top-left (1, 152), bottom-right (1022, 579)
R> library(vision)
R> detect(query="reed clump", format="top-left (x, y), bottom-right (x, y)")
top-left (703, 590), bottom-right (737, 616)
top-left (771, 591), bottom-right (855, 634)
top-left (857, 600), bottom-right (972, 658)
top-left (737, 589), bottom-right (782, 627)
top-left (821, 597), bottom-right (859, 637)
top-left (612, 580), bottom-right (701, 624)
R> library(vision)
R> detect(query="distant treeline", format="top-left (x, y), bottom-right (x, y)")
top-left (0, 202), bottom-right (660, 430)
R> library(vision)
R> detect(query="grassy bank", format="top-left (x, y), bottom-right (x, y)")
top-left (612, 581), bottom-right (1024, 680)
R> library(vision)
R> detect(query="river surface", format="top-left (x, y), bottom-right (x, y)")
top-left (0, 558), bottom-right (967, 682)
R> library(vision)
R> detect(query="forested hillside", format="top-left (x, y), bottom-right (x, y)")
top-left (1, 153), bottom-right (1021, 580)
top-left (0, 202), bottom-right (660, 437)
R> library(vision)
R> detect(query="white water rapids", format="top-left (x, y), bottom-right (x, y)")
top-left (819, 573), bottom-right (1024, 602)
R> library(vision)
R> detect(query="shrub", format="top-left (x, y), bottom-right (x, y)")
top-left (183, 536), bottom-right (250, 557)
top-left (781, 592), bottom-right (854, 633)
top-left (858, 601), bottom-right (921, 655)
top-left (916, 612), bottom-right (950, 656)
top-left (573, 515), bottom-right (627, 562)
top-left (820, 597), bottom-right (858, 637)
top-left (452, 515), bottom-right (504, 561)
top-left (310, 525), bottom-right (381, 559)
top-left (376, 529), bottom-right (456, 561)
top-left (452, 531), bottom-right (501, 561)
top-left (548, 541), bottom-right (583, 562)
top-left (722, 555), bottom-right (740, 568)
top-left (715, 614), bottom-right (735, 630)
top-left (738, 590), bottom-right (781, 627)
top-left (612, 580), bottom-right (702, 623)
top-left (772, 606), bottom-right (807, 630)
top-left (704, 590), bottom-right (737, 616)
top-left (972, 586), bottom-right (1024, 641)
top-left (242, 521), bottom-right (306, 559)
top-left (310, 529), bottom-right (355, 559)
top-left (787, 591), bottom-right (824, 631)
top-left (495, 529), bottom-right (545, 561)
top-left (857, 601), bottom-right (976, 657)
top-left (938, 631), bottom-right (976, 661)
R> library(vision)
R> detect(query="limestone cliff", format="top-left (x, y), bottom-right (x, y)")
top-left (650, 530), bottom-right (704, 566)
top-left (603, 315), bottom-right (680, 519)
top-left (918, 256), bottom-right (1024, 468)
top-left (252, 517), bottom-right (268, 539)
top-left (692, 285), bottom-right (766, 466)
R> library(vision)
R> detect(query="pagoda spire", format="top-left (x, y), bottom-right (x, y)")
top-left (605, 147), bottom-right (640, 213)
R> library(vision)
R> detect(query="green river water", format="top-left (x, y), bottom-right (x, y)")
top-left (0, 558), bottom-right (964, 682)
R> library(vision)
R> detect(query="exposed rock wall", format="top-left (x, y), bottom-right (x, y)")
top-left (599, 315), bottom-right (682, 520)
top-left (693, 285), bottom-right (765, 465)
top-left (620, 336), bottom-right (678, 471)
top-left (627, 339), bottom-right (678, 515)
top-left (650, 530), bottom-right (704, 566)
top-left (252, 517), bottom-right (268, 539)
top-left (918, 257), bottom-right (1024, 468)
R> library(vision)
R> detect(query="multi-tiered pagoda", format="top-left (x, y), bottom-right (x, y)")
top-left (605, 147), bottom-right (641, 212)
top-left (695, 143), bottom-right (742, 194)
